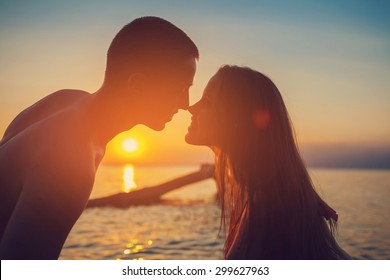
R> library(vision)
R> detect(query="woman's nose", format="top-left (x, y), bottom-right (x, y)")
top-left (178, 91), bottom-right (190, 110)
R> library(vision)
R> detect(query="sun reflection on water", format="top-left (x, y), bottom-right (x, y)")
top-left (123, 239), bottom-right (154, 256)
top-left (122, 164), bottom-right (137, 193)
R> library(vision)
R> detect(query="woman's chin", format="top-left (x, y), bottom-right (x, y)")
top-left (185, 131), bottom-right (203, 146)
top-left (185, 132), bottom-right (197, 145)
top-left (185, 135), bottom-right (213, 149)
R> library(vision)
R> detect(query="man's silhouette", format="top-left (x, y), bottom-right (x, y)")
top-left (0, 17), bottom-right (198, 259)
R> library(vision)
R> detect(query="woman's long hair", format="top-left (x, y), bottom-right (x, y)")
top-left (212, 65), bottom-right (347, 259)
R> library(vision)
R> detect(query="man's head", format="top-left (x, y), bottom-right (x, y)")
top-left (103, 17), bottom-right (198, 130)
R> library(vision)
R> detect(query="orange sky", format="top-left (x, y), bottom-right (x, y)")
top-left (1, 1), bottom-right (389, 167)
top-left (103, 117), bottom-right (214, 165)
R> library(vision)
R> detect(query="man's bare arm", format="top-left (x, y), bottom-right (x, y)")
top-left (0, 158), bottom-right (94, 259)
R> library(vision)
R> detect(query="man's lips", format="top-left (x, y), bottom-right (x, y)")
top-left (166, 110), bottom-right (179, 121)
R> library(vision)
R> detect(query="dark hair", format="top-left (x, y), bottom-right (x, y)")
top-left (212, 65), bottom-right (348, 259)
top-left (104, 16), bottom-right (199, 85)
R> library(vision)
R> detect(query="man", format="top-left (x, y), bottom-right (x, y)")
top-left (0, 16), bottom-right (198, 259)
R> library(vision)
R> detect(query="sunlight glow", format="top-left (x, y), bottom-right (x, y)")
top-left (122, 164), bottom-right (137, 193)
top-left (105, 132), bottom-right (146, 164)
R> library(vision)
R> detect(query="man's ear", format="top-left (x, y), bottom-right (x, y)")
top-left (127, 73), bottom-right (147, 92)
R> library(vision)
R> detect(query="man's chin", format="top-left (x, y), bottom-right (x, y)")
top-left (147, 122), bottom-right (166, 131)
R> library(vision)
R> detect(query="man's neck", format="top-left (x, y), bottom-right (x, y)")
top-left (82, 87), bottom-right (138, 147)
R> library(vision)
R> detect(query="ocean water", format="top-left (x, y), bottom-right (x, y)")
top-left (60, 165), bottom-right (390, 260)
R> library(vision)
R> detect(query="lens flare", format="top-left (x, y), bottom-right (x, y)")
top-left (252, 108), bottom-right (270, 129)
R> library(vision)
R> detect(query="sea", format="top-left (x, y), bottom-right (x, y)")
top-left (60, 165), bottom-right (390, 260)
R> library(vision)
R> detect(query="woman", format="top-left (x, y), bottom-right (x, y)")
top-left (186, 65), bottom-right (351, 259)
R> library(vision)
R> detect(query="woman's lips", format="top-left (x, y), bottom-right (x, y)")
top-left (187, 120), bottom-right (197, 132)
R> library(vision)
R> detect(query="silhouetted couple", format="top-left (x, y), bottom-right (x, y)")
top-left (0, 17), bottom-right (350, 260)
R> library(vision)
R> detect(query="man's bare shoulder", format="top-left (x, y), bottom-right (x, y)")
top-left (1, 89), bottom-right (90, 145)
top-left (0, 101), bottom-right (97, 205)
top-left (0, 89), bottom-right (96, 233)
top-left (0, 89), bottom-right (97, 178)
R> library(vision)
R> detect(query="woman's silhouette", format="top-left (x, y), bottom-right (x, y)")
top-left (186, 65), bottom-right (351, 259)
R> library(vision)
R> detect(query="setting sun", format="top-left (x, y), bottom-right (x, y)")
top-left (104, 131), bottom-right (146, 164)
top-left (122, 138), bottom-right (138, 153)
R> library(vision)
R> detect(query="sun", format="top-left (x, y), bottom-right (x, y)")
top-left (122, 138), bottom-right (139, 153)
top-left (105, 132), bottom-right (145, 163)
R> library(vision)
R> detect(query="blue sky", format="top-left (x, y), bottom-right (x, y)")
top-left (1, 0), bottom-right (389, 167)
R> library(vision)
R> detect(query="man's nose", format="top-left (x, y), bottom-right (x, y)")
top-left (178, 92), bottom-right (190, 110)
top-left (188, 101), bottom-right (199, 114)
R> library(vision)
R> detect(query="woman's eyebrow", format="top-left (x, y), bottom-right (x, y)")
top-left (202, 95), bottom-right (212, 104)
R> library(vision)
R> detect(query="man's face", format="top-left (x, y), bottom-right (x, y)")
top-left (136, 57), bottom-right (196, 131)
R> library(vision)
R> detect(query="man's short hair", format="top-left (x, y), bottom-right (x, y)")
top-left (105, 16), bottom-right (199, 85)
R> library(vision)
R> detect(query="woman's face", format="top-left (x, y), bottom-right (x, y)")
top-left (185, 74), bottom-right (221, 146)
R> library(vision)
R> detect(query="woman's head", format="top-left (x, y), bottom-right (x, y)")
top-left (186, 65), bottom-right (297, 186)
top-left (187, 65), bottom-right (342, 259)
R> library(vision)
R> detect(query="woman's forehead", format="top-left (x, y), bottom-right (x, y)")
top-left (203, 74), bottom-right (222, 97)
